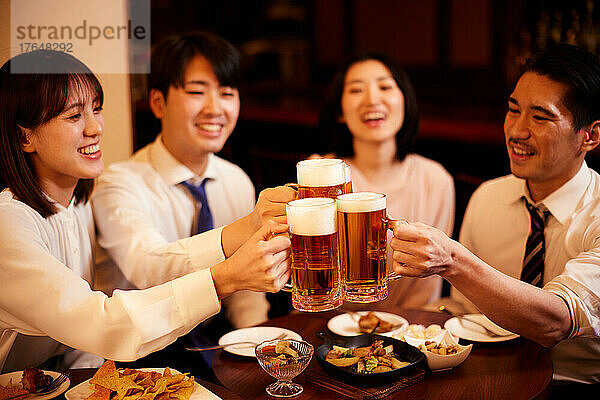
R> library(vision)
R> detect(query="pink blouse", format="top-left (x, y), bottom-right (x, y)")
top-left (345, 154), bottom-right (455, 309)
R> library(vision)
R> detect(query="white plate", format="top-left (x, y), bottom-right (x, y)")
top-left (64, 367), bottom-right (220, 400)
top-left (327, 311), bottom-right (408, 337)
top-left (0, 370), bottom-right (70, 400)
top-left (218, 327), bottom-right (302, 357)
top-left (444, 314), bottom-right (520, 342)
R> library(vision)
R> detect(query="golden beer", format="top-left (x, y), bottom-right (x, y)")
top-left (344, 162), bottom-right (353, 194)
top-left (344, 181), bottom-right (353, 194)
top-left (336, 192), bottom-right (389, 303)
top-left (285, 198), bottom-right (342, 312)
top-left (297, 184), bottom-right (345, 199)
top-left (296, 159), bottom-right (347, 200)
top-left (291, 233), bottom-right (339, 297)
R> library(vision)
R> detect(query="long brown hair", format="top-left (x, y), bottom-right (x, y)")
top-left (0, 50), bottom-right (104, 218)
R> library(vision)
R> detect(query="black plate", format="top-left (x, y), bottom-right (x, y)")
top-left (315, 331), bottom-right (426, 386)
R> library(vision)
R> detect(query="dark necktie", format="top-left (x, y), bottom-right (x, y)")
top-left (181, 179), bottom-right (214, 234)
top-left (180, 179), bottom-right (218, 353)
top-left (521, 199), bottom-right (550, 287)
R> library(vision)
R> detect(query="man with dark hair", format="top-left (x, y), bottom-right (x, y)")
top-left (91, 32), bottom-right (295, 378)
top-left (391, 44), bottom-right (600, 390)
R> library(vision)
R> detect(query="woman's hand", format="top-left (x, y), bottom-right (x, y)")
top-left (221, 186), bottom-right (295, 258)
top-left (211, 220), bottom-right (291, 298)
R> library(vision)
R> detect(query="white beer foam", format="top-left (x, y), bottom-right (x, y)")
top-left (336, 192), bottom-right (386, 213)
top-left (287, 198), bottom-right (337, 235)
top-left (297, 159), bottom-right (345, 186)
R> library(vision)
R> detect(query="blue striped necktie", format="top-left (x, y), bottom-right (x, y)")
top-left (181, 179), bottom-right (214, 234)
top-left (521, 199), bottom-right (550, 287)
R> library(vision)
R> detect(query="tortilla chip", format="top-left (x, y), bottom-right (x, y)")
top-left (145, 380), bottom-right (166, 396)
top-left (90, 371), bottom-right (120, 390)
top-left (155, 375), bottom-right (184, 389)
top-left (121, 391), bottom-right (144, 400)
top-left (113, 376), bottom-right (144, 400)
top-left (168, 385), bottom-right (194, 400)
top-left (135, 376), bottom-right (155, 389)
top-left (91, 360), bottom-right (117, 385)
top-left (165, 378), bottom-right (193, 392)
top-left (154, 393), bottom-right (169, 400)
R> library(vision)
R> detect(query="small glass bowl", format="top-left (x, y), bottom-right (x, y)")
top-left (255, 339), bottom-right (314, 397)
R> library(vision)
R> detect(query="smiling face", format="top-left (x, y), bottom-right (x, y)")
top-left (340, 60), bottom-right (405, 146)
top-left (152, 54), bottom-right (240, 172)
top-left (504, 72), bottom-right (587, 200)
top-left (22, 86), bottom-right (104, 198)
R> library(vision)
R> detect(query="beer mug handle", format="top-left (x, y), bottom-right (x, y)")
top-left (385, 217), bottom-right (405, 281)
top-left (267, 229), bottom-right (294, 292)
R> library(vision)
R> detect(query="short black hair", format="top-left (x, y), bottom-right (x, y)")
top-left (0, 50), bottom-right (102, 218)
top-left (149, 31), bottom-right (240, 101)
top-left (318, 51), bottom-right (419, 161)
top-left (523, 44), bottom-right (600, 133)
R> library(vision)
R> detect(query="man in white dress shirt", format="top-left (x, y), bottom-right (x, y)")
top-left (390, 44), bottom-right (600, 392)
top-left (91, 32), bottom-right (294, 377)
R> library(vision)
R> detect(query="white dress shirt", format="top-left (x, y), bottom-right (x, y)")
top-left (92, 136), bottom-right (269, 328)
top-left (0, 190), bottom-right (220, 372)
top-left (457, 162), bottom-right (600, 383)
top-left (347, 154), bottom-right (455, 308)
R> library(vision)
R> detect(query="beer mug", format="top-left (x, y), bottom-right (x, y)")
top-left (343, 162), bottom-right (353, 194)
top-left (294, 159), bottom-right (348, 199)
top-left (283, 197), bottom-right (342, 312)
top-left (336, 192), bottom-right (401, 303)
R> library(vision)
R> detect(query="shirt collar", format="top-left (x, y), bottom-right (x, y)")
top-left (505, 162), bottom-right (590, 225)
top-left (541, 162), bottom-right (590, 225)
top-left (149, 135), bottom-right (218, 186)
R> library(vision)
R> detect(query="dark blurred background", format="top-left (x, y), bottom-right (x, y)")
top-left (134, 0), bottom-right (600, 235)
top-left (131, 0), bottom-right (600, 316)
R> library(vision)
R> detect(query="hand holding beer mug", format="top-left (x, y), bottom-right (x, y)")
top-left (336, 192), bottom-right (401, 303)
top-left (291, 159), bottom-right (350, 199)
top-left (283, 198), bottom-right (342, 312)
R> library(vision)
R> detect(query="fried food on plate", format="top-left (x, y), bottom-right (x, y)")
top-left (358, 312), bottom-right (394, 333)
top-left (86, 360), bottom-right (195, 400)
top-left (0, 367), bottom-right (54, 400)
top-left (21, 368), bottom-right (53, 392)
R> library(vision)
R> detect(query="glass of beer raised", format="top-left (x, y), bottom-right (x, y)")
top-left (336, 192), bottom-right (400, 303)
top-left (283, 197), bottom-right (342, 312)
top-left (295, 159), bottom-right (347, 199)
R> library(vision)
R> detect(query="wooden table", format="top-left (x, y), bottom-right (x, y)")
top-left (57, 368), bottom-right (243, 400)
top-left (213, 308), bottom-right (553, 399)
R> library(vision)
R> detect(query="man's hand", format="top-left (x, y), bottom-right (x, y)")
top-left (390, 221), bottom-right (458, 278)
top-left (391, 222), bottom-right (573, 348)
top-left (211, 220), bottom-right (291, 298)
